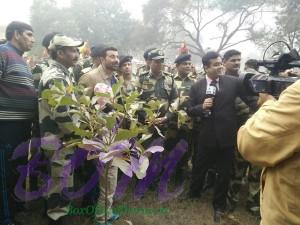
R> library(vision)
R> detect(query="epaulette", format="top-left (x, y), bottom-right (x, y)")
top-left (139, 70), bottom-right (150, 77)
top-left (163, 71), bottom-right (174, 78)
top-left (188, 73), bottom-right (198, 80)
top-left (137, 65), bottom-right (147, 70)
top-left (81, 67), bottom-right (92, 74)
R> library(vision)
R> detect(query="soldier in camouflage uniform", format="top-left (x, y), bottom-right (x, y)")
top-left (136, 47), bottom-right (156, 77)
top-left (137, 48), bottom-right (178, 163)
top-left (32, 32), bottom-right (60, 90)
top-left (39, 34), bottom-right (83, 224)
top-left (170, 54), bottom-right (196, 184)
top-left (223, 50), bottom-right (260, 216)
top-left (137, 48), bottom-right (178, 123)
top-left (118, 55), bottom-right (136, 95)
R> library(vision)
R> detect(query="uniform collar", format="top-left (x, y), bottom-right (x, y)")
top-left (49, 60), bottom-right (70, 75)
top-left (149, 70), bottom-right (164, 80)
top-left (174, 72), bottom-right (191, 81)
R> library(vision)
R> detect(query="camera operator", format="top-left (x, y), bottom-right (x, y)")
top-left (238, 81), bottom-right (300, 225)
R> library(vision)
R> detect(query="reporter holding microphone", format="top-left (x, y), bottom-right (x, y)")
top-left (187, 51), bottom-right (256, 223)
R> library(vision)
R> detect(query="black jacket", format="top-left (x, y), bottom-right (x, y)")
top-left (187, 75), bottom-right (255, 148)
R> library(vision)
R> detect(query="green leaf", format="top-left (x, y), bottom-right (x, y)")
top-left (105, 115), bottom-right (117, 130)
top-left (125, 91), bottom-right (140, 104)
top-left (41, 89), bottom-right (52, 99)
top-left (79, 95), bottom-right (91, 106)
top-left (66, 85), bottom-right (74, 94)
top-left (54, 80), bottom-right (66, 92)
top-left (144, 108), bottom-right (154, 118)
top-left (114, 128), bottom-right (139, 142)
top-left (60, 96), bottom-right (77, 106)
top-left (64, 123), bottom-right (92, 137)
top-left (129, 119), bottom-right (137, 129)
top-left (112, 81), bottom-right (121, 95)
top-left (95, 92), bottom-right (111, 98)
top-left (112, 103), bottom-right (124, 112)
top-left (147, 100), bottom-right (160, 110)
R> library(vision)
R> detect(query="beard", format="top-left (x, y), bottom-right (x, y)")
top-left (107, 63), bottom-right (119, 71)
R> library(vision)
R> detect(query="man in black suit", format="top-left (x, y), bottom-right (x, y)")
top-left (187, 51), bottom-right (254, 222)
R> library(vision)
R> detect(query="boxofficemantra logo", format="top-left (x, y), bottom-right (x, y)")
top-left (12, 137), bottom-right (188, 202)
top-left (67, 203), bottom-right (169, 216)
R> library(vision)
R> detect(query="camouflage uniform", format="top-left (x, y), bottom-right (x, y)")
top-left (227, 73), bottom-right (260, 215)
top-left (136, 65), bottom-right (149, 77)
top-left (119, 75), bottom-right (136, 96)
top-left (169, 73), bottom-right (196, 183)
top-left (138, 70), bottom-right (178, 113)
top-left (137, 69), bottom-right (178, 153)
top-left (72, 56), bottom-right (92, 84)
top-left (31, 58), bottom-right (50, 90)
top-left (39, 60), bottom-right (76, 221)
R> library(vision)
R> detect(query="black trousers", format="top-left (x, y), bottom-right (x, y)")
top-left (0, 120), bottom-right (31, 224)
top-left (190, 143), bottom-right (234, 211)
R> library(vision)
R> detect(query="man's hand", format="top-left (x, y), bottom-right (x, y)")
top-left (257, 93), bottom-right (275, 107)
top-left (279, 68), bottom-right (300, 77)
top-left (153, 116), bottom-right (168, 125)
top-left (203, 98), bottom-right (214, 109)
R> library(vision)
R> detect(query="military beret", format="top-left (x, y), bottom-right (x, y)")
top-left (119, 55), bottom-right (133, 66)
top-left (42, 32), bottom-right (61, 48)
top-left (90, 44), bottom-right (106, 58)
top-left (148, 48), bottom-right (165, 60)
top-left (174, 54), bottom-right (191, 64)
top-left (143, 47), bottom-right (156, 60)
top-left (48, 34), bottom-right (83, 50)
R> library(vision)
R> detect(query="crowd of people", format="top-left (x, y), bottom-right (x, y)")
top-left (0, 20), bottom-right (299, 225)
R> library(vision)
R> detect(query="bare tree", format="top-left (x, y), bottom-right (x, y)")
top-left (144, 0), bottom-right (265, 57)
top-left (252, 0), bottom-right (300, 51)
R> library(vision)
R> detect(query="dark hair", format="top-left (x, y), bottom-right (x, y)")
top-left (100, 47), bottom-right (118, 58)
top-left (245, 59), bottom-right (259, 71)
top-left (49, 46), bottom-right (69, 60)
top-left (0, 39), bottom-right (6, 45)
top-left (5, 21), bottom-right (33, 41)
top-left (202, 51), bottom-right (220, 66)
top-left (223, 49), bottom-right (241, 61)
top-left (42, 32), bottom-right (60, 48)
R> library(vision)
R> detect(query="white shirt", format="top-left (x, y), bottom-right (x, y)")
top-left (205, 75), bottom-right (219, 90)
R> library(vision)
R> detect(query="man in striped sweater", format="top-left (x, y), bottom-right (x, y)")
top-left (0, 21), bottom-right (36, 225)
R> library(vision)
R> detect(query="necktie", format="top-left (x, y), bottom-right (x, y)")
top-left (210, 79), bottom-right (218, 92)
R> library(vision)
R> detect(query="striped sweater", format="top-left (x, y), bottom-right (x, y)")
top-left (0, 42), bottom-right (37, 120)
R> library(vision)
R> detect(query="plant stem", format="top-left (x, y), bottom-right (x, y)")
top-left (104, 160), bottom-right (111, 225)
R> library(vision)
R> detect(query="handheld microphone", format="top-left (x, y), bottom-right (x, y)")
top-left (203, 83), bottom-right (217, 118)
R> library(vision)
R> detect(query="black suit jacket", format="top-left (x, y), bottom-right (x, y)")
top-left (187, 75), bottom-right (254, 148)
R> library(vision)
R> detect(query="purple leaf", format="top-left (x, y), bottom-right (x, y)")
top-left (144, 146), bottom-right (164, 154)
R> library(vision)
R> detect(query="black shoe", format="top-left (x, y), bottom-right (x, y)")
top-left (213, 209), bottom-right (225, 224)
